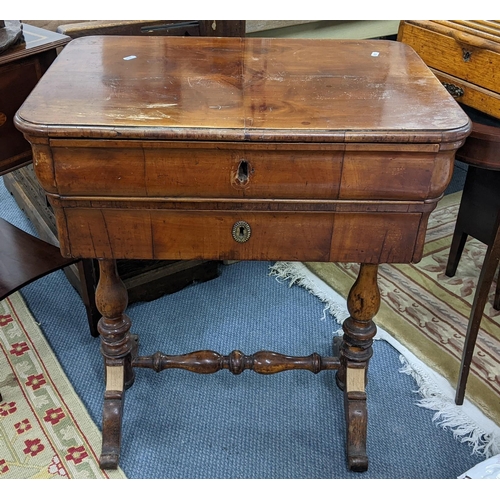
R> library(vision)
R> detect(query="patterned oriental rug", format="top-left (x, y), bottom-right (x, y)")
top-left (271, 191), bottom-right (500, 454)
top-left (0, 293), bottom-right (125, 479)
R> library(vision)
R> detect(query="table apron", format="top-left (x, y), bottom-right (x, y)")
top-left (31, 140), bottom-right (456, 202)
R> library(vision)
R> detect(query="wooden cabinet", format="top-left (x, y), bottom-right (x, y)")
top-left (0, 25), bottom-right (70, 175)
top-left (398, 20), bottom-right (500, 118)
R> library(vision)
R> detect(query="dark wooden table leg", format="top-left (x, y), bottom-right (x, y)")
top-left (336, 263), bottom-right (380, 472)
top-left (95, 259), bottom-right (135, 469)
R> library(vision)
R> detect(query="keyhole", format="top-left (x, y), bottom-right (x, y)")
top-left (232, 221), bottom-right (251, 243)
top-left (237, 160), bottom-right (249, 183)
top-left (462, 49), bottom-right (472, 62)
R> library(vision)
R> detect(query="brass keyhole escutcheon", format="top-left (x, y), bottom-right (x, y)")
top-left (232, 221), bottom-right (251, 243)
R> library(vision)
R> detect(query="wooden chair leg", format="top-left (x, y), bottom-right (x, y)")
top-left (456, 213), bottom-right (500, 404)
top-left (446, 229), bottom-right (468, 278)
top-left (494, 269), bottom-right (500, 311)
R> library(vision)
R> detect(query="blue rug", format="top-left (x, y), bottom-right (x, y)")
top-left (0, 177), bottom-right (484, 479)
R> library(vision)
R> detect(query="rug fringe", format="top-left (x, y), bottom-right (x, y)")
top-left (398, 356), bottom-right (500, 457)
top-left (269, 261), bottom-right (500, 458)
top-left (269, 261), bottom-right (349, 335)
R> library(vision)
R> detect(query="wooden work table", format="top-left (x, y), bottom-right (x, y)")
top-left (15, 36), bottom-right (471, 472)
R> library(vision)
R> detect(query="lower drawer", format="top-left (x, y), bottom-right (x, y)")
top-left (433, 69), bottom-right (500, 119)
top-left (55, 207), bottom-right (425, 264)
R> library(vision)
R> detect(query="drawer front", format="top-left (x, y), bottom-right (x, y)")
top-left (46, 140), bottom-right (447, 202)
top-left (398, 22), bottom-right (500, 95)
top-left (339, 146), bottom-right (448, 200)
top-left (49, 140), bottom-right (344, 199)
top-left (55, 207), bottom-right (423, 264)
top-left (433, 69), bottom-right (500, 119)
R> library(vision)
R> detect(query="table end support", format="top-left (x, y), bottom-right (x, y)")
top-left (95, 259), bottom-right (134, 470)
top-left (337, 263), bottom-right (380, 472)
top-left (100, 386), bottom-right (124, 469)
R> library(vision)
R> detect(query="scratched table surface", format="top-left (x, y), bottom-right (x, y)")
top-left (16, 36), bottom-right (469, 143)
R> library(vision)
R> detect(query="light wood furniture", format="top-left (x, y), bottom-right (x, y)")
top-left (398, 20), bottom-right (500, 406)
top-left (398, 20), bottom-right (500, 119)
top-left (14, 36), bottom-right (470, 472)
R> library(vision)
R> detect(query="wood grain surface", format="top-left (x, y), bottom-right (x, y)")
top-left (15, 36), bottom-right (470, 143)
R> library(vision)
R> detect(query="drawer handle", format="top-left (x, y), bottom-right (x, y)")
top-left (442, 82), bottom-right (464, 98)
top-left (451, 30), bottom-right (498, 52)
top-left (232, 221), bottom-right (251, 243)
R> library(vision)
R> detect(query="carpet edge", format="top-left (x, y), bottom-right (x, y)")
top-left (2, 292), bottom-right (127, 479)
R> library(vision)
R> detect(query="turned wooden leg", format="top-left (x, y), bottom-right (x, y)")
top-left (95, 259), bottom-right (134, 469)
top-left (337, 263), bottom-right (380, 472)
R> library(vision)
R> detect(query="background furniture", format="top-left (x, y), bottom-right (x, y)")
top-left (0, 25), bottom-right (98, 402)
top-left (56, 20), bottom-right (245, 38)
top-left (398, 20), bottom-right (500, 119)
top-left (398, 21), bottom-right (500, 404)
top-left (0, 24), bottom-right (70, 174)
top-left (445, 105), bottom-right (500, 404)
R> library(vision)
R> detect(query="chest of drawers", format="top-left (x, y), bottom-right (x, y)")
top-left (398, 20), bottom-right (500, 119)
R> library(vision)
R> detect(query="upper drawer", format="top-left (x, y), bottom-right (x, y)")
top-left (398, 21), bottom-right (500, 95)
top-left (48, 140), bottom-right (344, 199)
top-left (40, 139), bottom-right (450, 202)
